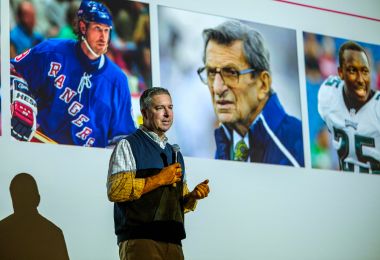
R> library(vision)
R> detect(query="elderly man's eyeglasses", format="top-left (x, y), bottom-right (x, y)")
top-left (197, 66), bottom-right (256, 85)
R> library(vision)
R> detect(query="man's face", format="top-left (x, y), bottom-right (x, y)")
top-left (81, 21), bottom-right (110, 56)
top-left (204, 40), bottom-right (268, 127)
top-left (20, 2), bottom-right (36, 33)
top-left (143, 94), bottom-right (173, 137)
top-left (339, 50), bottom-right (371, 104)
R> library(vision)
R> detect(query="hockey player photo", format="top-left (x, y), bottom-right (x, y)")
top-left (10, 0), bottom-right (151, 148)
top-left (304, 33), bottom-right (380, 173)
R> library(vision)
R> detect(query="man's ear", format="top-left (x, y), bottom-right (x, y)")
top-left (257, 71), bottom-right (271, 101)
top-left (79, 20), bottom-right (86, 35)
top-left (338, 66), bottom-right (343, 80)
top-left (141, 109), bottom-right (147, 119)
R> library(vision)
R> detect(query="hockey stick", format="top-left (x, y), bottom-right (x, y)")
top-left (31, 130), bottom-right (57, 144)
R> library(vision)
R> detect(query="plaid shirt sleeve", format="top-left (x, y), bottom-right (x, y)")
top-left (107, 139), bottom-right (145, 202)
top-left (183, 182), bottom-right (198, 213)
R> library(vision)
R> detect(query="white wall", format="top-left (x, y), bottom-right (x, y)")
top-left (1, 0), bottom-right (380, 259)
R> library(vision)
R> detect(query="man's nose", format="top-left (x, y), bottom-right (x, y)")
top-left (357, 72), bottom-right (365, 85)
top-left (213, 73), bottom-right (227, 96)
top-left (100, 30), bottom-right (107, 39)
top-left (164, 108), bottom-right (170, 117)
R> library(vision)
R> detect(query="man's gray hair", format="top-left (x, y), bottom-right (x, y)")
top-left (140, 87), bottom-right (171, 110)
top-left (202, 20), bottom-right (271, 74)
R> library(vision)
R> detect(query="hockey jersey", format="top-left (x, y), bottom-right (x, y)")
top-left (318, 75), bottom-right (380, 173)
top-left (11, 39), bottom-right (136, 147)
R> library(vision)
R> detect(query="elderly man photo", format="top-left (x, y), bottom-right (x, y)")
top-left (198, 20), bottom-right (304, 166)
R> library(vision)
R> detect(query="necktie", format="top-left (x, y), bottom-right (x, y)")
top-left (234, 139), bottom-right (249, 161)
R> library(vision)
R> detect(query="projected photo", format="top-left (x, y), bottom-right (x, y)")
top-left (158, 7), bottom-right (304, 167)
top-left (304, 32), bottom-right (380, 173)
top-left (0, 1), bottom-right (1, 138)
top-left (9, 0), bottom-right (151, 147)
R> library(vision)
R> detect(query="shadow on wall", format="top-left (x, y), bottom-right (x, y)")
top-left (0, 173), bottom-right (69, 260)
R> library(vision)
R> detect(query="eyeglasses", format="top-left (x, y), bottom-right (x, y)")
top-left (197, 66), bottom-right (256, 85)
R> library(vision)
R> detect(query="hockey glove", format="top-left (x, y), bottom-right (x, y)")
top-left (10, 68), bottom-right (37, 141)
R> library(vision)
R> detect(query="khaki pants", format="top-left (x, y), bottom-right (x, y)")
top-left (119, 239), bottom-right (184, 260)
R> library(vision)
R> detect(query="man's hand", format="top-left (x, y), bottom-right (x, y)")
top-left (10, 67), bottom-right (37, 141)
top-left (157, 163), bottom-right (182, 186)
top-left (142, 163), bottom-right (182, 195)
top-left (189, 179), bottom-right (210, 200)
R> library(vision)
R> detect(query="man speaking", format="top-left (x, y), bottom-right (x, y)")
top-left (107, 87), bottom-right (210, 260)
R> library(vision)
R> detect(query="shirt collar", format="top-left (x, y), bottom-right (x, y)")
top-left (139, 125), bottom-right (168, 149)
top-left (75, 42), bottom-right (105, 72)
top-left (232, 131), bottom-right (250, 149)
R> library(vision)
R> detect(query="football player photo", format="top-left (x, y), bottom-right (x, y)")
top-left (304, 32), bottom-right (380, 173)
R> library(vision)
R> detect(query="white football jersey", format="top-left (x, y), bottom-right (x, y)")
top-left (318, 75), bottom-right (380, 173)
